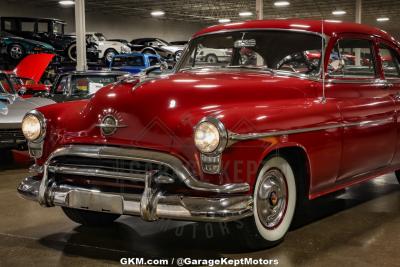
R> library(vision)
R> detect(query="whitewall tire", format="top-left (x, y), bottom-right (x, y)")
top-left (241, 155), bottom-right (298, 249)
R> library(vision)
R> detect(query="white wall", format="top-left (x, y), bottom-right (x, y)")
top-left (0, 1), bottom-right (204, 42)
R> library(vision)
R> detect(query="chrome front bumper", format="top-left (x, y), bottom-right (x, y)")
top-left (18, 175), bottom-right (253, 222)
top-left (17, 145), bottom-right (253, 222)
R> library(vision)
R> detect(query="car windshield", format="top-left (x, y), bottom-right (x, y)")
top-left (70, 75), bottom-right (118, 96)
top-left (53, 22), bottom-right (64, 35)
top-left (95, 33), bottom-right (107, 41)
top-left (0, 74), bottom-right (15, 94)
top-left (157, 39), bottom-right (170, 46)
top-left (112, 56), bottom-right (144, 67)
top-left (177, 30), bottom-right (324, 76)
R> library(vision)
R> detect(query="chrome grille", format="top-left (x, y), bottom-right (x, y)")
top-left (0, 128), bottom-right (25, 145)
top-left (48, 155), bottom-right (178, 183)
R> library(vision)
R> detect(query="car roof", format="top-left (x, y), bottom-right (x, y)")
top-left (193, 19), bottom-right (398, 45)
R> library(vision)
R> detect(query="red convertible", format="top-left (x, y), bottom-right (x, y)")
top-left (18, 19), bottom-right (400, 249)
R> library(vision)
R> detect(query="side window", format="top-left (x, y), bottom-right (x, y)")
top-left (148, 56), bottom-right (160, 66)
top-left (55, 76), bottom-right (68, 94)
top-left (329, 38), bottom-right (376, 78)
top-left (37, 22), bottom-right (49, 33)
top-left (3, 19), bottom-right (17, 31)
top-left (378, 43), bottom-right (400, 78)
top-left (21, 21), bottom-right (35, 32)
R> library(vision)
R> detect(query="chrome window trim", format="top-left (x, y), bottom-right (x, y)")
top-left (228, 117), bottom-right (393, 141)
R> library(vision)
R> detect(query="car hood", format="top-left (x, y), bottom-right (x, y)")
top-left (54, 70), bottom-right (313, 153)
top-left (13, 53), bottom-right (55, 83)
top-left (0, 95), bottom-right (55, 128)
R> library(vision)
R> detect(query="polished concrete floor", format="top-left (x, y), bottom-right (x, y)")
top-left (0, 159), bottom-right (399, 267)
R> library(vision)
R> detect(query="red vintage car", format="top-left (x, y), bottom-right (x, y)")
top-left (18, 19), bottom-right (400, 249)
top-left (5, 53), bottom-right (55, 98)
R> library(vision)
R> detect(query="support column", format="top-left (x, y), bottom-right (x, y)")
top-left (355, 0), bottom-right (362, 23)
top-left (75, 0), bottom-right (87, 71)
top-left (355, 0), bottom-right (362, 66)
top-left (256, 0), bottom-right (263, 20)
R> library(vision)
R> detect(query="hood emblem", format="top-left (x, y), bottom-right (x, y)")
top-left (96, 115), bottom-right (127, 136)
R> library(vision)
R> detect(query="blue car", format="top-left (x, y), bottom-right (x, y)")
top-left (109, 53), bottom-right (162, 74)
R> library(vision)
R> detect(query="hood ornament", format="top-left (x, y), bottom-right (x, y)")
top-left (96, 115), bottom-right (127, 136)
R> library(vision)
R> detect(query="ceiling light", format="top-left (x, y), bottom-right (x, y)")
top-left (239, 11), bottom-right (253, 17)
top-left (59, 0), bottom-right (74, 6)
top-left (376, 17), bottom-right (389, 22)
top-left (274, 1), bottom-right (290, 7)
top-left (218, 18), bottom-right (231, 23)
top-left (151, 11), bottom-right (165, 17)
top-left (332, 10), bottom-right (346, 15)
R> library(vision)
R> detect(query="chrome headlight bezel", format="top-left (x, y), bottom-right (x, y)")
top-left (22, 110), bottom-right (46, 143)
top-left (194, 117), bottom-right (228, 155)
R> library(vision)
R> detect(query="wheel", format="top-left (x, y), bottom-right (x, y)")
top-left (395, 170), bottom-right (400, 184)
top-left (241, 155), bottom-right (298, 249)
top-left (8, 44), bottom-right (25, 60)
top-left (175, 50), bottom-right (183, 61)
top-left (205, 54), bottom-right (218, 64)
top-left (62, 207), bottom-right (120, 226)
top-left (104, 48), bottom-right (118, 64)
top-left (142, 49), bottom-right (156, 55)
top-left (67, 43), bottom-right (77, 61)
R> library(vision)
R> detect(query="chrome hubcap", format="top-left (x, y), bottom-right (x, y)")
top-left (207, 56), bottom-right (217, 63)
top-left (106, 52), bottom-right (115, 62)
top-left (257, 168), bottom-right (288, 229)
top-left (10, 46), bottom-right (22, 59)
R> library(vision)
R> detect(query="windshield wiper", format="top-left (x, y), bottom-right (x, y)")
top-left (226, 65), bottom-right (275, 74)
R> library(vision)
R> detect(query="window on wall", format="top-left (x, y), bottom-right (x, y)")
top-left (21, 21), bottom-right (35, 32)
top-left (329, 38), bottom-right (376, 78)
top-left (378, 43), bottom-right (400, 78)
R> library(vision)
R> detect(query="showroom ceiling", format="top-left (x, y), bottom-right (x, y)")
top-left (5, 0), bottom-right (400, 26)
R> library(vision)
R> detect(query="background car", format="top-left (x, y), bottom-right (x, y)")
top-left (0, 31), bottom-right (55, 61)
top-left (0, 17), bottom-right (99, 62)
top-left (86, 32), bottom-right (131, 63)
top-left (5, 53), bottom-right (55, 98)
top-left (0, 71), bottom-right (54, 155)
top-left (41, 70), bottom-right (128, 102)
top-left (130, 37), bottom-right (184, 61)
top-left (109, 53), bottom-right (162, 74)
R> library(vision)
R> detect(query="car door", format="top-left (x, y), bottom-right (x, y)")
top-left (376, 39), bottom-right (400, 165)
top-left (325, 34), bottom-right (397, 180)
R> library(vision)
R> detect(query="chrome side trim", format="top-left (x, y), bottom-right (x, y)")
top-left (229, 117), bottom-right (393, 141)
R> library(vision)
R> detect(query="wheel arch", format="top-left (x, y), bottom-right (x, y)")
top-left (259, 144), bottom-right (311, 200)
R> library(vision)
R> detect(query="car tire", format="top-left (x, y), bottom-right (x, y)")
top-left (142, 48), bottom-right (157, 55)
top-left (8, 44), bottom-right (25, 60)
top-left (205, 54), bottom-right (218, 63)
top-left (104, 48), bottom-right (118, 64)
top-left (240, 155), bottom-right (298, 250)
top-left (67, 43), bottom-right (77, 62)
top-left (62, 207), bottom-right (121, 226)
top-left (395, 170), bottom-right (400, 184)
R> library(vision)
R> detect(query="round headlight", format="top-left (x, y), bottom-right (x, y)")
top-left (22, 113), bottom-right (44, 142)
top-left (194, 118), bottom-right (228, 154)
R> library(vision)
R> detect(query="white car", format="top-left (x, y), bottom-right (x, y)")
top-left (86, 32), bottom-right (131, 63)
top-left (196, 45), bottom-right (232, 63)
